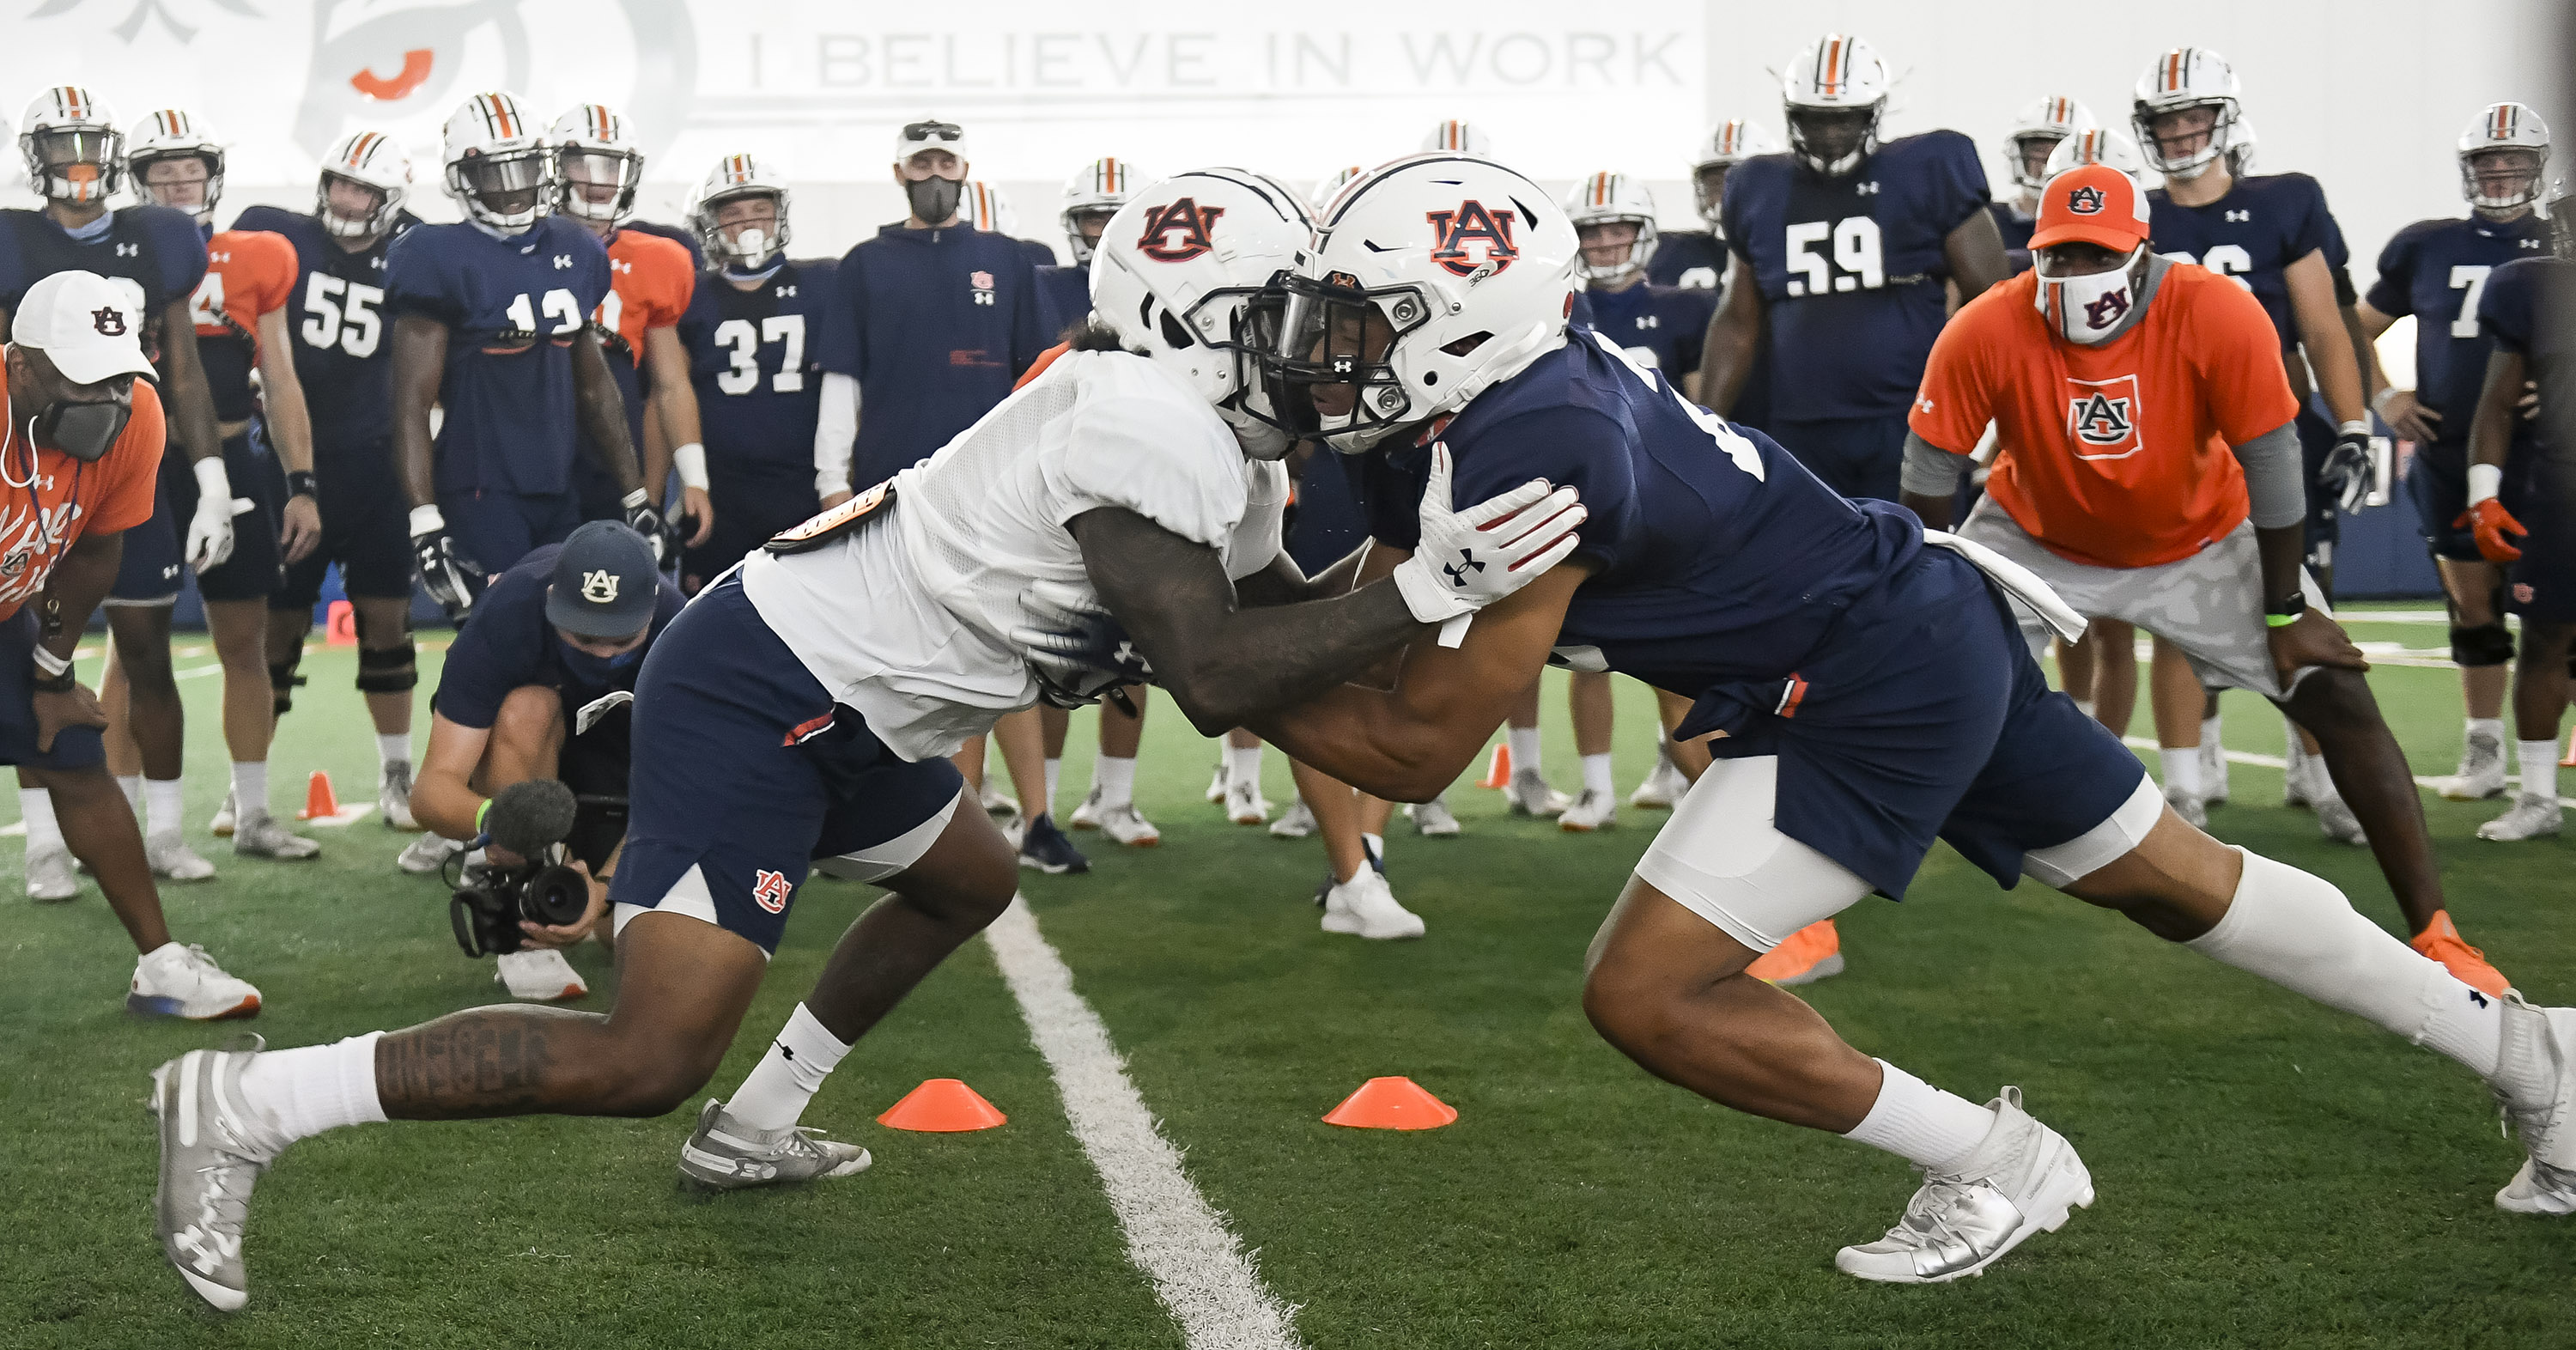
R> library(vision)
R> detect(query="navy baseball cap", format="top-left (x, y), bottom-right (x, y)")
top-left (544, 521), bottom-right (659, 638)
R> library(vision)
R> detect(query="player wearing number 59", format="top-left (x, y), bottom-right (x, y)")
top-left (388, 92), bottom-right (665, 613)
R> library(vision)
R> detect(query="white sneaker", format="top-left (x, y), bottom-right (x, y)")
top-left (147, 831), bottom-right (218, 882)
top-left (1834, 1087), bottom-right (2093, 1283)
top-left (2494, 994), bottom-right (2576, 1215)
top-left (1205, 761), bottom-right (1230, 803)
top-left (2315, 793), bottom-right (2369, 847)
top-left (1067, 786), bottom-right (1104, 830)
top-left (1406, 792), bottom-right (1462, 836)
top-left (398, 831), bottom-right (462, 875)
top-left (2198, 738), bottom-right (2229, 806)
top-left (1226, 775), bottom-right (1270, 825)
top-left (379, 761), bottom-right (420, 831)
top-left (232, 809), bottom-right (320, 860)
top-left (1630, 757), bottom-right (1687, 809)
top-left (2440, 727), bottom-right (2512, 801)
top-left (209, 788), bottom-right (236, 837)
top-left (1269, 798), bottom-right (1316, 839)
top-left (2163, 782), bottom-right (2208, 831)
top-left (2480, 792), bottom-right (2566, 842)
top-left (129, 942), bottom-right (262, 1019)
top-left (25, 842), bottom-right (77, 901)
top-left (1320, 868), bottom-right (1425, 940)
top-left (979, 781), bottom-right (1018, 817)
top-left (1091, 800), bottom-right (1160, 847)
top-left (1506, 768), bottom-right (1571, 818)
top-left (2281, 739), bottom-right (2314, 809)
top-left (495, 947), bottom-right (588, 1000)
top-left (1559, 787), bottom-right (1617, 832)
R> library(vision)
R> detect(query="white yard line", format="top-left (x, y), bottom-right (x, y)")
top-left (984, 898), bottom-right (1305, 1350)
top-left (2122, 736), bottom-right (2576, 809)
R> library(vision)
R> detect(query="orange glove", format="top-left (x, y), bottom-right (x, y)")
top-left (2457, 497), bottom-right (2526, 563)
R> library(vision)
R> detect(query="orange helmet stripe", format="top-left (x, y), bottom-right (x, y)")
top-left (1821, 37), bottom-right (1844, 95)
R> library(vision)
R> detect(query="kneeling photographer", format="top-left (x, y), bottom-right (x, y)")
top-left (410, 521), bottom-right (683, 1001)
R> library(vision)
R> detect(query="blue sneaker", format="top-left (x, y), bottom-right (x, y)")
top-left (1018, 813), bottom-right (1091, 874)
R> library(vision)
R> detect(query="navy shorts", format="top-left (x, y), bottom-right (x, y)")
top-left (609, 576), bottom-right (965, 954)
top-left (1682, 544), bottom-right (2147, 898)
top-left (680, 463), bottom-right (817, 594)
top-left (1769, 414), bottom-right (1909, 502)
top-left (2509, 459), bottom-right (2576, 625)
top-left (0, 608), bottom-right (104, 770)
top-left (440, 488), bottom-right (581, 580)
top-left (171, 428), bottom-right (286, 603)
top-left (274, 437), bottom-right (416, 608)
top-left (2407, 441), bottom-right (2486, 563)
top-left (106, 470), bottom-right (183, 605)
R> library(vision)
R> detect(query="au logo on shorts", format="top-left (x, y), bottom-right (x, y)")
top-left (2063, 374), bottom-right (2144, 459)
top-left (751, 868), bottom-right (793, 914)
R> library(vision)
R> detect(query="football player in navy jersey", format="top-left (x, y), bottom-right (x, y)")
top-left (0, 87), bottom-right (237, 900)
top-left (2360, 104), bottom-right (2555, 808)
top-left (1989, 96), bottom-right (2093, 276)
top-left (391, 93), bottom-right (663, 613)
top-left (1655, 120), bottom-right (1773, 292)
top-left (1697, 33), bottom-right (2008, 504)
top-left (1242, 150), bottom-right (2576, 1286)
top-left (672, 153), bottom-right (830, 589)
top-left (962, 180), bottom-right (1060, 271)
top-left (1036, 157), bottom-right (1137, 341)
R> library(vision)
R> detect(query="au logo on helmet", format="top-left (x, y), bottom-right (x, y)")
top-left (2065, 185), bottom-right (2108, 216)
top-left (1137, 198), bottom-right (1224, 261)
top-left (1425, 201), bottom-right (1519, 277)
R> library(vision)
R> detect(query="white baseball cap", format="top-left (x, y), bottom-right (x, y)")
top-left (12, 271), bottom-right (155, 385)
top-left (894, 117), bottom-right (969, 167)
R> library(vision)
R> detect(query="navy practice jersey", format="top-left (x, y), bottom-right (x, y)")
top-left (2148, 173), bottom-right (2343, 351)
top-left (625, 218), bottom-right (703, 267)
top-left (1569, 284), bottom-right (1716, 376)
top-left (1346, 330), bottom-right (1923, 695)
top-left (1035, 262), bottom-right (1091, 344)
top-left (386, 216), bottom-right (613, 498)
top-left (0, 204), bottom-right (207, 356)
top-left (1648, 230), bottom-right (1726, 290)
top-left (232, 205), bottom-right (420, 453)
top-left (2480, 255), bottom-right (2576, 455)
top-left (433, 541), bottom-right (684, 728)
top-left (677, 258), bottom-right (837, 474)
top-left (817, 222), bottom-right (1044, 486)
top-left (1988, 200), bottom-right (2037, 276)
top-left (1721, 132), bottom-right (1991, 423)
top-left (2367, 213), bottom-right (2552, 446)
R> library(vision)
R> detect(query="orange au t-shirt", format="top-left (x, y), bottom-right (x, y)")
top-left (598, 228), bottom-right (696, 365)
top-left (0, 379), bottom-right (167, 621)
top-left (1908, 261), bottom-right (2300, 569)
top-left (190, 228), bottom-right (297, 344)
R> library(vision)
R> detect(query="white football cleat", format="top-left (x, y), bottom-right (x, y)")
top-left (2494, 994), bottom-right (2576, 1215)
top-left (495, 948), bottom-right (588, 1001)
top-left (1406, 792), bottom-right (1462, 836)
top-left (153, 1038), bottom-right (283, 1310)
top-left (2281, 739), bottom-right (2314, 809)
top-left (2198, 738), bottom-right (2228, 806)
top-left (1269, 798), bottom-right (1316, 839)
top-left (1067, 786), bottom-right (1104, 830)
top-left (2163, 782), bottom-right (2208, 831)
top-left (1204, 761), bottom-right (1230, 803)
top-left (130, 942), bottom-right (261, 1020)
top-left (379, 761), bottom-right (420, 831)
top-left (2479, 793), bottom-right (2565, 842)
top-left (1091, 800), bottom-right (1160, 847)
top-left (231, 809), bottom-right (320, 860)
top-left (25, 842), bottom-right (78, 901)
top-left (1629, 756), bottom-right (1687, 809)
top-left (397, 831), bottom-right (463, 875)
top-left (1834, 1086), bottom-right (2093, 1283)
top-left (2439, 727), bottom-right (2511, 801)
top-left (677, 1098), bottom-right (872, 1190)
top-left (1225, 775), bottom-right (1270, 825)
top-left (1505, 768), bottom-right (1571, 818)
top-left (209, 788), bottom-right (237, 837)
top-left (2314, 793), bottom-right (2368, 847)
top-left (1320, 868), bottom-right (1425, 940)
top-left (978, 781), bottom-right (1018, 817)
top-left (148, 831), bottom-right (218, 882)
top-left (1559, 788), bottom-right (1617, 832)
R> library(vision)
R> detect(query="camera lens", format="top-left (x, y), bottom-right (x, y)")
top-left (518, 865), bottom-right (592, 928)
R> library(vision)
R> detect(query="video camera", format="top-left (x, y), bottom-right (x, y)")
top-left (447, 780), bottom-right (595, 958)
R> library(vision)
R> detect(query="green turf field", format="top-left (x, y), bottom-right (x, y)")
top-left (6, 605), bottom-right (2572, 1347)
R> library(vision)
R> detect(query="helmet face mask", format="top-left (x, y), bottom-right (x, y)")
top-left (1253, 274), bottom-right (1433, 449)
top-left (441, 93), bottom-right (551, 235)
top-left (2008, 134), bottom-right (2066, 192)
top-left (134, 151), bottom-right (220, 222)
top-left (319, 173), bottom-right (392, 237)
top-left (2136, 102), bottom-right (2233, 179)
top-left (1060, 158), bottom-right (1140, 265)
top-left (26, 126), bottom-right (123, 204)
top-left (1786, 106), bottom-right (1878, 177)
top-left (557, 148), bottom-right (641, 224)
top-left (455, 149), bottom-right (551, 223)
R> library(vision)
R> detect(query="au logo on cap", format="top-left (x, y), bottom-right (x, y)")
top-left (91, 306), bottom-right (126, 336)
top-left (2066, 185), bottom-right (2107, 216)
top-left (580, 568), bottom-right (619, 603)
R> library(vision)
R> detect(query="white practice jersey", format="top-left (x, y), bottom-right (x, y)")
top-left (740, 348), bottom-right (1287, 761)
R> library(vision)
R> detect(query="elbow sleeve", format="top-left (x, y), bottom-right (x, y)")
top-left (1899, 431), bottom-right (1975, 499)
top-left (815, 372), bottom-right (860, 495)
top-left (2232, 421), bottom-right (2306, 530)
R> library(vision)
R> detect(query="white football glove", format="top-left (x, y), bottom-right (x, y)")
top-left (184, 457), bottom-right (236, 570)
top-left (1388, 442), bottom-right (1586, 625)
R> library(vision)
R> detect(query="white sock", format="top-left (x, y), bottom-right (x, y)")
top-left (236, 1031), bottom-right (387, 1150)
top-left (1581, 752), bottom-right (1615, 797)
top-left (1228, 743), bottom-right (1263, 789)
top-left (1843, 1059), bottom-right (1998, 1170)
top-left (2158, 746), bottom-right (2202, 799)
top-left (116, 773), bottom-right (143, 813)
top-left (2521, 742), bottom-right (2560, 800)
top-left (1508, 726), bottom-right (1543, 775)
top-left (726, 1003), bottom-right (853, 1132)
top-left (1360, 832), bottom-right (1384, 867)
top-left (1042, 757), bottom-right (1062, 812)
top-left (2074, 699), bottom-right (2096, 719)
top-left (2203, 714), bottom-right (2226, 749)
top-left (2470, 716), bottom-right (2506, 744)
top-left (1095, 755), bottom-right (1137, 808)
top-left (231, 761), bottom-right (269, 818)
top-left (146, 778), bottom-right (185, 839)
top-left (18, 788), bottom-right (63, 852)
top-left (377, 732), bottom-right (412, 771)
top-left (2186, 848), bottom-right (2502, 1080)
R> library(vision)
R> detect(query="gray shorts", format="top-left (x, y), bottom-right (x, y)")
top-left (1957, 502), bottom-right (2329, 701)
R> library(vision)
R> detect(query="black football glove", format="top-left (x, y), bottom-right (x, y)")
top-left (1011, 581), bottom-right (1155, 707)
top-left (412, 525), bottom-right (488, 615)
top-left (621, 490), bottom-right (673, 564)
top-left (2318, 427), bottom-right (2374, 514)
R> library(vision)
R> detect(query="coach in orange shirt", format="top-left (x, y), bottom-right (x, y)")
top-left (1900, 164), bottom-right (2502, 995)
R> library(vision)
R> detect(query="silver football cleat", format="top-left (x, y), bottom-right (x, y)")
top-left (148, 831), bottom-right (218, 882)
top-left (1406, 792), bottom-right (1462, 836)
top-left (2495, 994), bottom-right (2576, 1214)
top-left (2163, 782), bottom-right (2208, 832)
top-left (1835, 1086), bottom-right (2093, 1283)
top-left (25, 842), bottom-right (78, 901)
top-left (677, 1098), bottom-right (872, 1190)
top-left (231, 810), bottom-right (320, 860)
top-left (2478, 793), bottom-right (2564, 842)
top-left (1505, 768), bottom-right (1570, 818)
top-left (379, 761), bottom-right (421, 831)
top-left (2439, 727), bottom-right (2511, 801)
top-left (152, 1037), bottom-right (284, 1310)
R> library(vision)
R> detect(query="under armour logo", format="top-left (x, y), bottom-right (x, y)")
top-left (2522, 238), bottom-right (2544, 249)
top-left (1634, 314), bottom-right (1660, 330)
top-left (115, 241), bottom-right (139, 257)
top-left (580, 568), bottom-right (618, 602)
top-left (777, 284), bottom-right (798, 296)
top-left (553, 254), bottom-right (574, 269)
top-left (1855, 181), bottom-right (1880, 195)
top-left (2225, 209), bottom-right (2251, 222)
top-left (1442, 551), bottom-right (1485, 587)
top-left (2470, 989), bottom-right (2491, 1009)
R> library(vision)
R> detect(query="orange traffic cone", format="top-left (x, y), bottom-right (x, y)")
top-left (2561, 726), bottom-right (2574, 768)
top-left (1322, 1076), bottom-right (1457, 1130)
top-left (325, 599), bottom-right (357, 646)
top-left (1477, 742), bottom-right (1512, 789)
top-left (877, 1079), bottom-right (1007, 1132)
top-left (296, 769), bottom-right (340, 820)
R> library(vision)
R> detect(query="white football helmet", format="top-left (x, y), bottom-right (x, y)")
top-left (549, 103), bottom-right (642, 225)
top-left (126, 107), bottom-right (225, 224)
top-left (440, 91), bottom-right (552, 235)
top-left (1420, 120), bottom-right (1492, 155)
top-left (961, 180), bottom-right (1018, 236)
top-left (1311, 165), bottom-right (1364, 215)
top-left (2043, 126), bottom-right (2150, 187)
top-left (2132, 48), bottom-right (2242, 180)
top-left (1089, 167), bottom-right (1313, 459)
top-left (1689, 119), bottom-right (1777, 225)
top-left (689, 152), bottom-right (793, 271)
top-left (1060, 158), bottom-right (1141, 265)
top-left (1563, 172), bottom-right (1660, 283)
top-left (316, 128), bottom-right (413, 239)
top-left (2458, 102), bottom-right (2551, 216)
top-left (1782, 34), bottom-right (1890, 176)
top-left (2004, 95), bottom-right (2095, 193)
top-left (19, 86), bottom-right (122, 205)
top-left (1261, 154), bottom-right (1577, 453)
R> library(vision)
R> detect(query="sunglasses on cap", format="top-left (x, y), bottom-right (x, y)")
top-left (900, 121), bottom-right (963, 143)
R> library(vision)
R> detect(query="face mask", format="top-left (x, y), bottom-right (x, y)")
top-left (31, 398), bottom-right (130, 462)
top-left (556, 638), bottom-right (644, 685)
top-left (906, 176), bottom-right (963, 226)
top-left (2035, 247), bottom-right (2144, 344)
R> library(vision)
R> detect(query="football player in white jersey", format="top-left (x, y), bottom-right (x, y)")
top-left (144, 167), bottom-right (1589, 1310)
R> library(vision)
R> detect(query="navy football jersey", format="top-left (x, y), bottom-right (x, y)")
top-left (1346, 331), bottom-right (1923, 695)
top-left (624, 218), bottom-right (703, 267)
top-left (1988, 201), bottom-right (2037, 276)
top-left (2148, 173), bottom-right (2342, 350)
top-left (2367, 213), bottom-right (2552, 446)
top-left (0, 204), bottom-right (207, 356)
top-left (231, 205), bottom-right (419, 453)
top-left (678, 258), bottom-right (836, 474)
top-left (433, 542), bottom-right (684, 729)
top-left (1647, 230), bottom-right (1727, 290)
top-left (1569, 283), bottom-right (1716, 376)
top-left (817, 222), bottom-right (1044, 486)
top-left (1035, 262), bottom-right (1091, 343)
top-left (1721, 132), bottom-right (1991, 423)
top-left (2480, 255), bottom-right (2575, 454)
top-left (385, 216), bottom-right (613, 498)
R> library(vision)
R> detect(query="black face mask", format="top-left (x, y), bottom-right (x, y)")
top-left (31, 398), bottom-right (129, 462)
top-left (906, 176), bottom-right (963, 226)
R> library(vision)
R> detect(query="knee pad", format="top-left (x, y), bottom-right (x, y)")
top-left (356, 641), bottom-right (419, 694)
top-left (269, 659), bottom-right (306, 717)
top-left (2451, 622), bottom-right (2514, 668)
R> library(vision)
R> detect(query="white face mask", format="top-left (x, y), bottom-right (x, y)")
top-left (2035, 246), bottom-right (2146, 344)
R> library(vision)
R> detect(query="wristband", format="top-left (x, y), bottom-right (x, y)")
top-left (2468, 462), bottom-right (2504, 507)
top-left (31, 645), bottom-right (70, 677)
top-left (286, 470), bottom-right (319, 499)
top-left (192, 455), bottom-right (232, 502)
top-left (2371, 386), bottom-right (2406, 419)
top-left (671, 441), bottom-right (709, 491)
top-left (2336, 420), bottom-right (2370, 439)
top-left (621, 489), bottom-right (651, 511)
top-left (409, 504), bottom-right (447, 538)
top-left (30, 668), bottom-right (76, 694)
top-left (475, 799), bottom-right (491, 832)
top-left (2263, 611), bottom-right (2301, 628)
